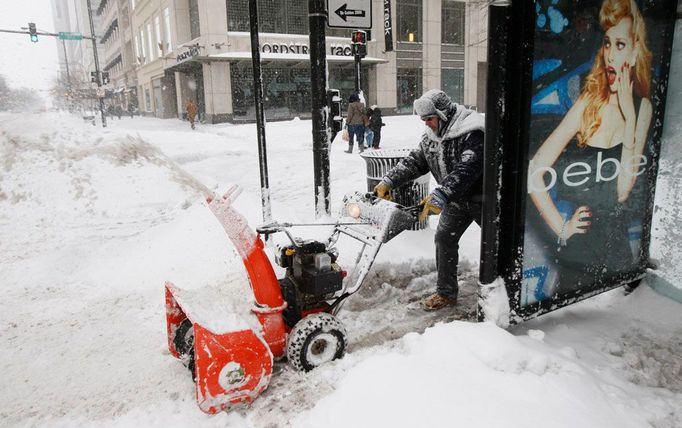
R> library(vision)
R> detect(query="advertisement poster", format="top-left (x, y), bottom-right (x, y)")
top-left (520, 0), bottom-right (678, 308)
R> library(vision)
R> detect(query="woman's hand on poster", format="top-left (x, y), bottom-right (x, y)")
top-left (564, 206), bottom-right (592, 240)
top-left (617, 62), bottom-right (636, 123)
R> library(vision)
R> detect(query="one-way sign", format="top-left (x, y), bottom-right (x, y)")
top-left (327, 0), bottom-right (372, 29)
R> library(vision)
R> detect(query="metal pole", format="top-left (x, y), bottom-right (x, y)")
top-left (86, 0), bottom-right (107, 128)
top-left (249, 0), bottom-right (272, 223)
top-left (62, 40), bottom-right (71, 110)
top-left (354, 55), bottom-right (361, 93)
top-left (309, 0), bottom-right (331, 217)
top-left (62, 39), bottom-right (71, 82)
top-left (479, 1), bottom-right (511, 287)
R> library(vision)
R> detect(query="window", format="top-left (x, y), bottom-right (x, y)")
top-left (154, 16), bottom-right (163, 56)
top-left (230, 64), bottom-right (369, 120)
top-left (227, 0), bottom-right (309, 34)
top-left (189, 0), bottom-right (201, 39)
top-left (396, 68), bottom-right (422, 113)
top-left (396, 0), bottom-right (421, 42)
top-left (134, 35), bottom-right (140, 63)
top-left (442, 68), bottom-right (464, 104)
top-left (147, 23), bottom-right (154, 60)
top-left (164, 8), bottom-right (173, 52)
top-left (139, 29), bottom-right (146, 63)
top-left (131, 0), bottom-right (135, 10)
top-left (442, 0), bottom-right (465, 45)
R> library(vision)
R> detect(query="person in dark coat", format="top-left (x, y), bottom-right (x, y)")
top-left (373, 89), bottom-right (485, 311)
top-left (366, 105), bottom-right (385, 149)
top-left (115, 105), bottom-right (123, 120)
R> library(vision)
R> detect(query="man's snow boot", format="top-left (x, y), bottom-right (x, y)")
top-left (421, 293), bottom-right (457, 311)
top-left (345, 144), bottom-right (353, 153)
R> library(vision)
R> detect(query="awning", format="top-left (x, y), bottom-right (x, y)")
top-left (164, 57), bottom-right (209, 73)
top-left (165, 52), bottom-right (387, 73)
top-left (209, 51), bottom-right (388, 66)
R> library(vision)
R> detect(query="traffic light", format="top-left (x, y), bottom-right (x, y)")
top-left (327, 89), bottom-right (342, 134)
top-left (351, 30), bottom-right (367, 58)
top-left (91, 71), bottom-right (98, 83)
top-left (28, 22), bottom-right (38, 43)
top-left (101, 72), bottom-right (110, 85)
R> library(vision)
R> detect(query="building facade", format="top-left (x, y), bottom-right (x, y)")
top-left (96, 0), bottom-right (139, 110)
top-left (130, 0), bottom-right (488, 123)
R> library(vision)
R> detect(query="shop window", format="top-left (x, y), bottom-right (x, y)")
top-left (328, 67), bottom-right (370, 109)
top-left (396, 0), bottom-right (421, 42)
top-left (396, 68), bottom-right (422, 113)
top-left (442, 68), bottom-right (464, 104)
top-left (189, 0), bottom-right (201, 39)
top-left (230, 63), bottom-right (369, 120)
top-left (442, 0), bottom-right (465, 45)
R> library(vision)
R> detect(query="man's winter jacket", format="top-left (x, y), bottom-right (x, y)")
top-left (384, 104), bottom-right (485, 204)
top-left (347, 101), bottom-right (366, 126)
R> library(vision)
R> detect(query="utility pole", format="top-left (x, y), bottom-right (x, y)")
top-left (86, 0), bottom-right (107, 128)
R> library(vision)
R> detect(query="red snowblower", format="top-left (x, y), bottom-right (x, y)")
top-left (164, 187), bottom-right (418, 413)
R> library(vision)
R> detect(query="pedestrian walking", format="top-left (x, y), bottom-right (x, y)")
top-left (185, 99), bottom-right (198, 130)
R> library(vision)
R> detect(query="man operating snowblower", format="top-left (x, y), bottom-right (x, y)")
top-left (374, 89), bottom-right (485, 311)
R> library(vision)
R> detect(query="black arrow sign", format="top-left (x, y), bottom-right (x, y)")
top-left (335, 4), bottom-right (366, 21)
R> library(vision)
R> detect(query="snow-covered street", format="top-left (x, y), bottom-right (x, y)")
top-left (1, 109), bottom-right (680, 427)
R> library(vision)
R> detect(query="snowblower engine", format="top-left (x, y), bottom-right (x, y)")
top-left (275, 239), bottom-right (343, 327)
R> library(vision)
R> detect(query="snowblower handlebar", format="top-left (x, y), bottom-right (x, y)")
top-left (367, 192), bottom-right (423, 219)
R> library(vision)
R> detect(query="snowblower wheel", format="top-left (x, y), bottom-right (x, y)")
top-left (286, 313), bottom-right (347, 372)
top-left (173, 319), bottom-right (196, 381)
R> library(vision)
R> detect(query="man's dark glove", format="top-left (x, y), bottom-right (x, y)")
top-left (373, 181), bottom-right (393, 201)
top-left (419, 189), bottom-right (447, 221)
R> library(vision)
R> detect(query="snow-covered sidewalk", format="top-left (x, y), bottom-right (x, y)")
top-left (0, 111), bottom-right (680, 427)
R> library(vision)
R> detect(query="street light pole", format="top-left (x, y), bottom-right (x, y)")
top-left (61, 39), bottom-right (72, 110)
top-left (86, 0), bottom-right (107, 128)
top-left (61, 39), bottom-right (71, 83)
top-left (309, 0), bottom-right (331, 217)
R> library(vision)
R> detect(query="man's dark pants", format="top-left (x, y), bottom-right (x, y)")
top-left (435, 200), bottom-right (482, 300)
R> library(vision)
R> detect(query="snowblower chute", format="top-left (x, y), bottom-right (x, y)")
top-left (165, 189), bottom-right (418, 413)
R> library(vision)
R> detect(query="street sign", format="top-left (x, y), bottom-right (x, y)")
top-left (58, 31), bottom-right (83, 40)
top-left (327, 0), bottom-right (372, 29)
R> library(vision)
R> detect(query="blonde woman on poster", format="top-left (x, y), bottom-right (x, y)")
top-left (528, 0), bottom-right (653, 286)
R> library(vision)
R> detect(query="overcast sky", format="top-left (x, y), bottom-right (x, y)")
top-left (0, 2), bottom-right (59, 93)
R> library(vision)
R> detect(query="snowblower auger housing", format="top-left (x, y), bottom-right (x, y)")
top-left (165, 189), bottom-right (416, 413)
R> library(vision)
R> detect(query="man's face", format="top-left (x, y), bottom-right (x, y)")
top-left (422, 115), bottom-right (439, 133)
